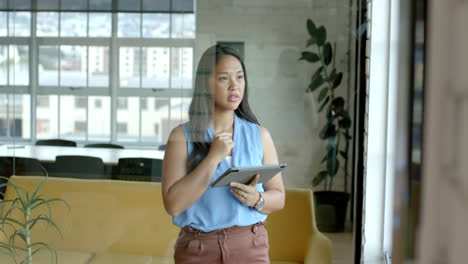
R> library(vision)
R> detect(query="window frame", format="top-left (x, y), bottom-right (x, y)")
top-left (0, 9), bottom-right (195, 147)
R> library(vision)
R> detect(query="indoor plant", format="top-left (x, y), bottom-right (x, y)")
top-left (0, 175), bottom-right (69, 264)
top-left (299, 19), bottom-right (352, 232)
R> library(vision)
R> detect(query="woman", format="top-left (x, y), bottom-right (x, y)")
top-left (162, 44), bottom-right (285, 264)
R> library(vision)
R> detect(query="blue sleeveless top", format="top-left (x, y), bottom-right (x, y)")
top-left (173, 112), bottom-right (268, 232)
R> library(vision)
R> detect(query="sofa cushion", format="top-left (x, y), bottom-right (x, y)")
top-left (1, 177), bottom-right (179, 256)
top-left (89, 252), bottom-right (174, 264)
top-left (0, 249), bottom-right (93, 264)
top-left (88, 252), bottom-right (301, 264)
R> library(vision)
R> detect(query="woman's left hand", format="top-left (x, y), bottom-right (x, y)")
top-left (230, 174), bottom-right (261, 207)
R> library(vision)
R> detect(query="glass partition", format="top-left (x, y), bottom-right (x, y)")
top-left (0, 1), bottom-right (367, 263)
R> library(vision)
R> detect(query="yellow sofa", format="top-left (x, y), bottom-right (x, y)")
top-left (0, 176), bottom-right (331, 264)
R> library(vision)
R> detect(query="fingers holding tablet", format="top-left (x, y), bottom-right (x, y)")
top-left (230, 174), bottom-right (260, 207)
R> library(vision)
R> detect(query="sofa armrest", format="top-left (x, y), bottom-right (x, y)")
top-left (304, 232), bottom-right (333, 264)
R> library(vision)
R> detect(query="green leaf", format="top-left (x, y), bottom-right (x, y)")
top-left (326, 108), bottom-right (336, 122)
top-left (0, 242), bottom-right (15, 258)
top-left (299, 52), bottom-right (320, 63)
top-left (309, 66), bottom-right (324, 92)
top-left (2, 217), bottom-right (26, 229)
top-left (29, 217), bottom-right (63, 239)
top-left (340, 150), bottom-right (347, 159)
top-left (312, 171), bottom-right (328, 187)
top-left (4, 202), bottom-right (27, 223)
top-left (31, 198), bottom-right (70, 212)
top-left (311, 66), bottom-right (323, 82)
top-left (306, 37), bottom-right (317, 47)
top-left (328, 158), bottom-right (340, 176)
top-left (307, 19), bottom-right (317, 37)
top-left (318, 87), bottom-right (328, 102)
top-left (332, 97), bottom-right (345, 113)
top-left (339, 117), bottom-right (352, 129)
top-left (319, 96), bottom-right (330, 112)
top-left (328, 69), bottom-right (337, 82)
top-left (0, 250), bottom-right (14, 259)
top-left (30, 176), bottom-right (48, 202)
top-left (321, 154), bottom-right (328, 164)
top-left (27, 214), bottom-right (47, 230)
top-left (11, 229), bottom-right (28, 244)
top-left (308, 75), bottom-right (324, 92)
top-left (31, 242), bottom-right (58, 264)
top-left (323, 42), bottom-right (333, 65)
top-left (316, 26), bottom-right (327, 46)
top-left (319, 123), bottom-right (337, 140)
top-left (12, 184), bottom-right (27, 210)
top-left (333, 72), bottom-right (343, 89)
top-left (326, 144), bottom-right (338, 176)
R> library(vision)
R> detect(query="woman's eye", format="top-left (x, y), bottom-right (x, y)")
top-left (219, 76), bottom-right (228, 81)
top-left (237, 75), bottom-right (244, 79)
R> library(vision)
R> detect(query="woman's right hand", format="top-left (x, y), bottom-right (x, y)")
top-left (208, 132), bottom-right (235, 163)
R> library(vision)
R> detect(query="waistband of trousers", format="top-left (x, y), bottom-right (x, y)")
top-left (181, 221), bottom-right (267, 236)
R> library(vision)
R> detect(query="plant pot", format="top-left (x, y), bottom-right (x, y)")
top-left (313, 191), bottom-right (350, 232)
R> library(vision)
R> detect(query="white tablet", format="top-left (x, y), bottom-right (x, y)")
top-left (211, 163), bottom-right (287, 187)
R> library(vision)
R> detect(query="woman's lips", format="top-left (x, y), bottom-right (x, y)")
top-left (228, 95), bottom-right (240, 102)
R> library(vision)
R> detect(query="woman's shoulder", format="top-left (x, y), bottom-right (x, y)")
top-left (168, 123), bottom-right (188, 143)
top-left (256, 125), bottom-right (273, 143)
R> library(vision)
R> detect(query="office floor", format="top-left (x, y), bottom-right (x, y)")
top-left (324, 232), bottom-right (354, 264)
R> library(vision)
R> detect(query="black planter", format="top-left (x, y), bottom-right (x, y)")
top-left (313, 191), bottom-right (350, 232)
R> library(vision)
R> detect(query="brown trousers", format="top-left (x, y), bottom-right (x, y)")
top-left (173, 221), bottom-right (270, 264)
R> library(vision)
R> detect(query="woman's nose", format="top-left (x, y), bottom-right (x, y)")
top-left (229, 78), bottom-right (240, 89)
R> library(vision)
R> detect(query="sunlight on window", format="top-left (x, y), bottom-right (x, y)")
top-left (0, 94), bottom-right (31, 138)
top-left (142, 47), bottom-right (170, 88)
top-left (37, 12), bottom-right (59, 37)
top-left (9, 45), bottom-right (29, 85)
top-left (117, 97), bottom-right (140, 142)
top-left (36, 95), bottom-right (58, 139)
top-left (60, 95), bottom-right (86, 140)
top-left (60, 12), bottom-right (87, 37)
top-left (88, 46), bottom-right (109, 87)
top-left (8, 12), bottom-right (31, 37)
top-left (118, 13), bottom-right (141, 38)
top-left (60, 46), bottom-right (87, 87)
top-left (88, 96), bottom-right (111, 141)
top-left (171, 47), bottom-right (193, 89)
top-left (89, 13), bottom-right (112, 37)
top-left (39, 46), bottom-right (59, 86)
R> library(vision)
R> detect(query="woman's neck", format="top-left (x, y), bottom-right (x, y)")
top-left (211, 110), bottom-right (235, 133)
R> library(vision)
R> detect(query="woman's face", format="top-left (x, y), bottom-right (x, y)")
top-left (209, 55), bottom-right (245, 111)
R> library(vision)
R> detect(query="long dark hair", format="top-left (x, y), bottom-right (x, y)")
top-left (187, 44), bottom-right (260, 172)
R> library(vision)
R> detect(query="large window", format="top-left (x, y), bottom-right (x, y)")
top-left (0, 0), bottom-right (194, 146)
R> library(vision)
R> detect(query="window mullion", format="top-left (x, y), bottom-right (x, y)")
top-left (31, 11), bottom-right (38, 143)
top-left (139, 47), bottom-right (143, 143)
top-left (85, 95), bottom-right (89, 143)
top-left (57, 12), bottom-right (62, 138)
top-left (110, 12), bottom-right (118, 143)
top-left (86, 44), bottom-right (89, 143)
top-left (86, 0), bottom-right (91, 149)
top-left (58, 92), bottom-right (61, 138)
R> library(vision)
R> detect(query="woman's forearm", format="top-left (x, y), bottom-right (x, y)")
top-left (258, 189), bottom-right (285, 215)
top-left (165, 154), bottom-right (221, 216)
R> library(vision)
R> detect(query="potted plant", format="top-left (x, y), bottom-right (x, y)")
top-left (0, 175), bottom-right (69, 264)
top-left (299, 19), bottom-right (352, 232)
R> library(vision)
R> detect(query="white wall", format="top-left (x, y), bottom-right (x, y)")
top-left (196, 0), bottom-right (355, 189)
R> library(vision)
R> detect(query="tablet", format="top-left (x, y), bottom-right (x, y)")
top-left (211, 163), bottom-right (287, 187)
